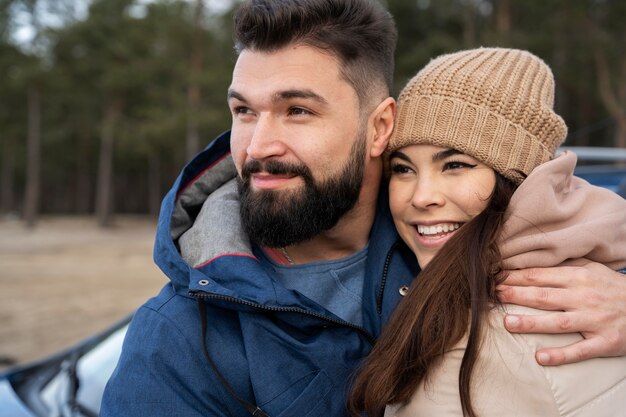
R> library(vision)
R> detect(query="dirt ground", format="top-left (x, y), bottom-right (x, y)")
top-left (0, 215), bottom-right (167, 372)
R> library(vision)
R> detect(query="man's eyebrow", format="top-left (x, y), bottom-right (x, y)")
top-left (227, 89), bottom-right (246, 102)
top-left (432, 148), bottom-right (463, 162)
top-left (274, 89), bottom-right (329, 106)
top-left (226, 88), bottom-right (329, 106)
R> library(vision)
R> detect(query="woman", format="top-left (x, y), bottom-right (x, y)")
top-left (349, 48), bottom-right (626, 417)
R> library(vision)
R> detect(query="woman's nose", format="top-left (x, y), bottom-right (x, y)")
top-left (410, 176), bottom-right (445, 210)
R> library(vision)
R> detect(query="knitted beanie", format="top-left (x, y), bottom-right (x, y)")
top-left (387, 47), bottom-right (568, 184)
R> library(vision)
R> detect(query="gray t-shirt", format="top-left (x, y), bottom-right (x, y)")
top-left (254, 245), bottom-right (368, 326)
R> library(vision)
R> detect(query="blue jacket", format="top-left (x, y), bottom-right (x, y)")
top-left (101, 131), bottom-right (418, 417)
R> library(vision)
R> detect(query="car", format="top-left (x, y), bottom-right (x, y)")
top-left (560, 146), bottom-right (626, 197)
top-left (0, 147), bottom-right (624, 417)
top-left (0, 316), bottom-right (129, 417)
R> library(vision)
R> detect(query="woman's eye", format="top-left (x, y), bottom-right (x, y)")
top-left (444, 161), bottom-right (477, 170)
top-left (390, 163), bottom-right (413, 175)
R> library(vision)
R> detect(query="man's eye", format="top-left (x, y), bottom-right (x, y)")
top-left (233, 106), bottom-right (252, 115)
top-left (288, 107), bottom-right (311, 116)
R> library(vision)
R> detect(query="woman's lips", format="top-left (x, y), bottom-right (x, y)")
top-left (414, 222), bottom-right (462, 248)
top-left (417, 222), bottom-right (461, 236)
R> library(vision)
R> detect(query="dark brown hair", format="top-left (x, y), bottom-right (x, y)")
top-left (233, 0), bottom-right (397, 105)
top-left (348, 174), bottom-right (517, 417)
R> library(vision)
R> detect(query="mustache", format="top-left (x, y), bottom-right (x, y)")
top-left (241, 159), bottom-right (311, 179)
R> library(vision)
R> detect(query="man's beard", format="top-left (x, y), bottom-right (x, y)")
top-left (238, 135), bottom-right (366, 248)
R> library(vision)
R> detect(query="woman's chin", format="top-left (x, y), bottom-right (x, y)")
top-left (416, 254), bottom-right (434, 269)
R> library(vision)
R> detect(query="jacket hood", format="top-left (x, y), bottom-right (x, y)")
top-left (153, 131), bottom-right (251, 292)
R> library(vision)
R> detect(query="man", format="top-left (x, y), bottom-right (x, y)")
top-left (101, 0), bottom-right (626, 415)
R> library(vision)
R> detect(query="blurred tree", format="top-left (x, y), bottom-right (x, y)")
top-left (494, 0), bottom-right (510, 42)
top-left (0, 42), bottom-right (28, 215)
top-left (588, 0), bottom-right (626, 149)
top-left (114, 0), bottom-right (233, 216)
top-left (23, 80), bottom-right (41, 227)
top-left (7, 0), bottom-right (46, 227)
top-left (388, 0), bottom-right (624, 148)
top-left (84, 0), bottom-right (134, 226)
top-left (388, 0), bottom-right (466, 93)
top-left (2, 0), bottom-right (622, 219)
top-left (185, 0), bottom-right (204, 161)
top-left (1, 0), bottom-right (87, 221)
top-left (6, 0), bottom-right (236, 220)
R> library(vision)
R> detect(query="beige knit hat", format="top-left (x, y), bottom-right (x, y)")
top-left (387, 47), bottom-right (568, 184)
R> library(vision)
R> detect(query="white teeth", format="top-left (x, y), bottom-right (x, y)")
top-left (417, 223), bottom-right (460, 236)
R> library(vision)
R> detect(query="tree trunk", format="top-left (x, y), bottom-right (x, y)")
top-left (1, 135), bottom-right (16, 214)
top-left (95, 98), bottom-right (121, 227)
top-left (552, 8), bottom-right (568, 120)
top-left (75, 117), bottom-right (92, 213)
top-left (185, 0), bottom-right (205, 161)
top-left (186, 91), bottom-right (201, 160)
top-left (23, 86), bottom-right (41, 228)
top-left (594, 50), bottom-right (626, 148)
top-left (495, 0), bottom-right (511, 42)
top-left (462, 2), bottom-right (476, 47)
top-left (148, 152), bottom-right (161, 217)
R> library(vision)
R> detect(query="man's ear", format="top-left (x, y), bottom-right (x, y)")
top-left (369, 97), bottom-right (396, 158)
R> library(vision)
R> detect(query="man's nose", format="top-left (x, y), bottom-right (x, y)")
top-left (246, 114), bottom-right (287, 161)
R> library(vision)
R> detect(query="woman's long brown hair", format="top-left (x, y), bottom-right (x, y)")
top-left (348, 174), bottom-right (517, 417)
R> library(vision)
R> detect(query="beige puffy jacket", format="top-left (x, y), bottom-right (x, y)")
top-left (386, 153), bottom-right (626, 417)
top-left (386, 304), bottom-right (626, 417)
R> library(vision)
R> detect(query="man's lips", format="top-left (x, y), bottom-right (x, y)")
top-left (250, 173), bottom-right (299, 190)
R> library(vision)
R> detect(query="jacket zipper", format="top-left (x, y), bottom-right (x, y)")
top-left (376, 240), bottom-right (399, 316)
top-left (190, 290), bottom-right (376, 345)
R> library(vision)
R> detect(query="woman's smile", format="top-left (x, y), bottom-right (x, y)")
top-left (413, 221), bottom-right (462, 249)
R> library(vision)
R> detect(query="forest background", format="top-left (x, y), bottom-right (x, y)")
top-left (1, 0), bottom-right (625, 227)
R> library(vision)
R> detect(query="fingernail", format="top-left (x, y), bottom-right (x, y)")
top-left (537, 352), bottom-right (550, 365)
top-left (505, 315), bottom-right (520, 328)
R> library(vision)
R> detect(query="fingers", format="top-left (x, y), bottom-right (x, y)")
top-left (503, 308), bottom-right (625, 365)
top-left (499, 263), bottom-right (626, 364)
top-left (504, 313), bottom-right (611, 366)
top-left (504, 312), bottom-right (580, 334)
top-left (498, 284), bottom-right (579, 311)
top-left (497, 264), bottom-right (607, 310)
top-left (500, 264), bottom-right (588, 288)
top-left (501, 267), bottom-right (556, 287)
top-left (534, 337), bottom-right (607, 366)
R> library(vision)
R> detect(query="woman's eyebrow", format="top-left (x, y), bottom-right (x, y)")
top-left (389, 150), bottom-right (411, 162)
top-left (432, 148), bottom-right (463, 162)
